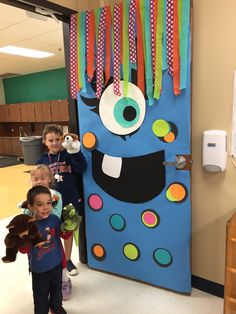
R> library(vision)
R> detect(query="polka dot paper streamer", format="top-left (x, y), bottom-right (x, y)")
top-left (123, 243), bottom-right (140, 261)
top-left (128, 0), bottom-right (136, 64)
top-left (70, 14), bottom-right (78, 99)
top-left (91, 243), bottom-right (106, 261)
top-left (141, 210), bottom-right (160, 228)
top-left (166, 0), bottom-right (174, 76)
top-left (153, 248), bottom-right (172, 267)
top-left (96, 7), bottom-right (106, 99)
top-left (113, 4), bottom-right (122, 96)
top-left (88, 194), bottom-right (103, 211)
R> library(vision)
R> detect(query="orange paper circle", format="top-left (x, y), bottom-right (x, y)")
top-left (169, 183), bottom-right (186, 201)
top-left (82, 132), bottom-right (97, 150)
top-left (164, 132), bottom-right (175, 143)
top-left (93, 244), bottom-right (104, 258)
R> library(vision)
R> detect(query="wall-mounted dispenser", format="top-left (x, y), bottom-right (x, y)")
top-left (203, 130), bottom-right (227, 172)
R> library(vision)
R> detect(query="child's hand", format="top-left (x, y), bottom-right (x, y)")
top-left (61, 133), bottom-right (81, 154)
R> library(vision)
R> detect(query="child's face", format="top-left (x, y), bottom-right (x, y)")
top-left (44, 132), bottom-right (62, 154)
top-left (31, 170), bottom-right (51, 188)
top-left (29, 193), bottom-right (52, 219)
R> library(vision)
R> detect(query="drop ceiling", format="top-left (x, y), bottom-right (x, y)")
top-left (0, 3), bottom-right (65, 78)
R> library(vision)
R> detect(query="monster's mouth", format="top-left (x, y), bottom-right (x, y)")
top-left (92, 149), bottom-right (166, 203)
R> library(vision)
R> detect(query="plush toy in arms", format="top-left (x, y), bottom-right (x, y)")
top-left (61, 133), bottom-right (81, 154)
top-left (2, 214), bottom-right (43, 263)
top-left (61, 203), bottom-right (82, 246)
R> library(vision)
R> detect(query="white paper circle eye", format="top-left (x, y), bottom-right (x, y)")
top-left (99, 81), bottom-right (146, 135)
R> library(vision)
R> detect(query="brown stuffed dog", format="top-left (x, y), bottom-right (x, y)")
top-left (2, 214), bottom-right (43, 263)
top-left (61, 133), bottom-right (81, 154)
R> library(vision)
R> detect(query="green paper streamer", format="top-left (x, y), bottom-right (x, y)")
top-left (154, 0), bottom-right (164, 99)
top-left (80, 12), bottom-right (86, 92)
top-left (180, 0), bottom-right (190, 89)
top-left (94, 8), bottom-right (101, 45)
top-left (123, 0), bottom-right (130, 96)
top-left (140, 0), bottom-right (146, 63)
top-left (178, 0), bottom-right (183, 37)
top-left (143, 0), bottom-right (153, 105)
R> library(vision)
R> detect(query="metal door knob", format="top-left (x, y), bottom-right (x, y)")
top-left (163, 155), bottom-right (187, 169)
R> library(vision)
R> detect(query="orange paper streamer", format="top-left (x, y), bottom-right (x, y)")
top-left (87, 11), bottom-right (95, 81)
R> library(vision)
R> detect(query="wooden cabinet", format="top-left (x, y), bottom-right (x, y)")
top-left (224, 212), bottom-right (236, 314)
top-left (0, 137), bottom-right (13, 155)
top-left (0, 137), bottom-right (23, 156)
top-left (35, 101), bottom-right (52, 122)
top-left (21, 102), bottom-right (36, 122)
top-left (50, 100), bottom-right (69, 121)
top-left (0, 105), bottom-right (10, 122)
top-left (8, 104), bottom-right (21, 122)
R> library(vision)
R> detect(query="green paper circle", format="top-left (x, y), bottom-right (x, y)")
top-left (123, 243), bottom-right (140, 261)
top-left (166, 188), bottom-right (177, 202)
top-left (152, 119), bottom-right (170, 137)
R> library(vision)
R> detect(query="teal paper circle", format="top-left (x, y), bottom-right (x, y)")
top-left (114, 97), bottom-right (140, 128)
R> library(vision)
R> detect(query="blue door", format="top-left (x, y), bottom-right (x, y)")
top-left (76, 0), bottom-right (191, 293)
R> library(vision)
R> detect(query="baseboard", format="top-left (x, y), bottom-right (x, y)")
top-left (192, 275), bottom-right (224, 298)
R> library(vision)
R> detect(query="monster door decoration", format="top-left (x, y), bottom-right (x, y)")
top-left (71, 0), bottom-right (191, 293)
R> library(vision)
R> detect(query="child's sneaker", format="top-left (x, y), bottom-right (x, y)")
top-left (66, 259), bottom-right (78, 276)
top-left (62, 278), bottom-right (72, 300)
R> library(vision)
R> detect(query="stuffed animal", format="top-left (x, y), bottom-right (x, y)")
top-left (61, 203), bottom-right (82, 246)
top-left (61, 133), bottom-right (81, 154)
top-left (2, 214), bottom-right (43, 263)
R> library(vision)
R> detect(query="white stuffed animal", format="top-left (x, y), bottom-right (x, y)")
top-left (61, 133), bottom-right (81, 154)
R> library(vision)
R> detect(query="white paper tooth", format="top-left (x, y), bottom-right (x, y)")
top-left (102, 154), bottom-right (122, 178)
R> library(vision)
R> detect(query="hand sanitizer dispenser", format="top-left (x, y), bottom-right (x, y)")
top-left (203, 130), bottom-right (227, 172)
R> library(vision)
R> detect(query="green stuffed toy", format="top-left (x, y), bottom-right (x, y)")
top-left (61, 203), bottom-right (82, 246)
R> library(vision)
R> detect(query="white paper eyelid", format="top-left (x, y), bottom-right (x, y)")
top-left (99, 81), bottom-right (146, 135)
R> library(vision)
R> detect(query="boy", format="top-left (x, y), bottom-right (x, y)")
top-left (37, 124), bottom-right (87, 276)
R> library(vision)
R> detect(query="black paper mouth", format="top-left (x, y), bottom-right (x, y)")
top-left (92, 149), bottom-right (166, 203)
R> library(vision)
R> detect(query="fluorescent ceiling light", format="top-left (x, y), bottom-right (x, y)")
top-left (0, 46), bottom-right (54, 58)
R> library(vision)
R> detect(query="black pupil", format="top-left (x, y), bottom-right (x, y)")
top-left (123, 106), bottom-right (136, 121)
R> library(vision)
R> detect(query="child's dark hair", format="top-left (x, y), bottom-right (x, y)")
top-left (42, 124), bottom-right (63, 140)
top-left (27, 185), bottom-right (51, 206)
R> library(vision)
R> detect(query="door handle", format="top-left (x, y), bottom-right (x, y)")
top-left (163, 155), bottom-right (187, 169)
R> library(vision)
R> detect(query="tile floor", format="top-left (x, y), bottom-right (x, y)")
top-left (0, 215), bottom-right (223, 314)
top-left (0, 165), bottom-right (224, 314)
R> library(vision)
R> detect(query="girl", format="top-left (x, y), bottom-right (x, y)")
top-left (20, 165), bottom-right (72, 301)
top-left (21, 185), bottom-right (70, 314)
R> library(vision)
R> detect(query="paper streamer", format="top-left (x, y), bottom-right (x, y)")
top-left (113, 3), bottom-right (121, 96)
top-left (166, 0), bottom-right (174, 76)
top-left (96, 7), bottom-right (106, 99)
top-left (70, 14), bottom-right (78, 99)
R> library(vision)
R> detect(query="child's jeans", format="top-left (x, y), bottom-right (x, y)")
top-left (32, 263), bottom-right (63, 314)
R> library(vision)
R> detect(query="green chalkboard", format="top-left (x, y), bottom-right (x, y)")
top-left (3, 68), bottom-right (68, 104)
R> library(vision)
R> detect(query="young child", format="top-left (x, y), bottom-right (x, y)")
top-left (36, 124), bottom-right (87, 276)
top-left (20, 185), bottom-right (71, 314)
top-left (19, 165), bottom-right (72, 300)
